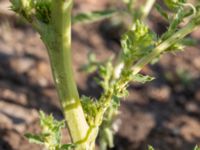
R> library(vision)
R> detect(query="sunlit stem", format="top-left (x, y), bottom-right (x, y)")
top-left (141, 0), bottom-right (156, 20)
top-left (40, 0), bottom-right (93, 149)
top-left (132, 20), bottom-right (198, 75)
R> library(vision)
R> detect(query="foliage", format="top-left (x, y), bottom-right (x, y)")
top-left (25, 111), bottom-right (75, 150)
top-left (72, 10), bottom-right (117, 24)
top-left (81, 0), bottom-right (200, 149)
top-left (121, 20), bottom-right (156, 64)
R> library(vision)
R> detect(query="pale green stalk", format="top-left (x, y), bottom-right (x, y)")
top-left (141, 0), bottom-right (156, 20)
top-left (39, 0), bottom-right (92, 149)
top-left (132, 20), bottom-right (198, 75)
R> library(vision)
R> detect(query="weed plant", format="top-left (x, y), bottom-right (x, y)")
top-left (10, 0), bottom-right (200, 150)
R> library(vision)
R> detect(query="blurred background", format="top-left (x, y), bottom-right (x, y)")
top-left (0, 0), bottom-right (200, 150)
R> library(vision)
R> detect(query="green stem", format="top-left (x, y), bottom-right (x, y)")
top-left (141, 0), bottom-right (155, 20)
top-left (97, 11), bottom-right (199, 150)
top-left (40, 0), bottom-right (91, 149)
top-left (132, 20), bottom-right (198, 75)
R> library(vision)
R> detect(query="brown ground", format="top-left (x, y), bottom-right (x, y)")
top-left (0, 0), bottom-right (200, 150)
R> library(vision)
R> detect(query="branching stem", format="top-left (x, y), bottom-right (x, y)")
top-left (132, 20), bottom-right (197, 75)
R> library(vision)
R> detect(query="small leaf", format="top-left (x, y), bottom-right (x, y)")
top-left (72, 10), bottom-right (117, 24)
top-left (164, 0), bottom-right (186, 10)
top-left (112, 96), bottom-right (121, 109)
top-left (61, 144), bottom-right (76, 150)
top-left (98, 61), bottom-right (114, 91)
top-left (104, 128), bottom-right (114, 148)
top-left (155, 4), bottom-right (169, 20)
top-left (165, 42), bottom-right (184, 53)
top-left (121, 20), bottom-right (155, 63)
top-left (33, 0), bottom-right (52, 23)
top-left (81, 96), bottom-right (99, 125)
top-left (10, 0), bottom-right (21, 12)
top-left (161, 7), bottom-right (185, 40)
top-left (168, 7), bottom-right (185, 31)
top-left (180, 37), bottom-right (198, 46)
top-left (24, 133), bottom-right (44, 145)
top-left (133, 74), bottom-right (155, 84)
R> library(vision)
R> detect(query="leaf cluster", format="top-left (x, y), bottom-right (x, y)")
top-left (10, 0), bottom-right (52, 23)
top-left (80, 1), bottom-right (200, 149)
top-left (10, 0), bottom-right (118, 30)
top-left (81, 96), bottom-right (100, 126)
top-left (121, 20), bottom-right (156, 64)
top-left (157, 0), bottom-right (200, 53)
top-left (25, 111), bottom-right (75, 150)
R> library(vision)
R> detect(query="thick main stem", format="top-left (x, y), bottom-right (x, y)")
top-left (41, 0), bottom-right (90, 149)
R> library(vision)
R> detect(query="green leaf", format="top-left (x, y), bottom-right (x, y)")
top-left (121, 20), bottom-right (155, 64)
top-left (10, 0), bottom-right (21, 11)
top-left (10, 0), bottom-right (33, 21)
top-left (133, 74), bottom-right (155, 83)
top-left (39, 111), bottom-right (65, 145)
top-left (164, 0), bottom-right (186, 10)
top-left (81, 96), bottom-right (99, 125)
top-left (61, 144), bottom-right (76, 150)
top-left (99, 127), bottom-right (114, 150)
top-left (98, 61), bottom-right (114, 91)
top-left (11, 0), bottom-right (52, 23)
top-left (111, 96), bottom-right (121, 110)
top-left (25, 111), bottom-right (66, 149)
top-left (155, 4), bottom-right (169, 20)
top-left (104, 128), bottom-right (114, 148)
top-left (161, 7), bottom-right (185, 40)
top-left (165, 37), bottom-right (197, 53)
top-left (32, 0), bottom-right (52, 23)
top-left (24, 133), bottom-right (45, 145)
top-left (72, 10), bottom-right (117, 24)
top-left (180, 37), bottom-right (198, 46)
top-left (169, 7), bottom-right (185, 30)
top-left (165, 42), bottom-right (184, 53)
